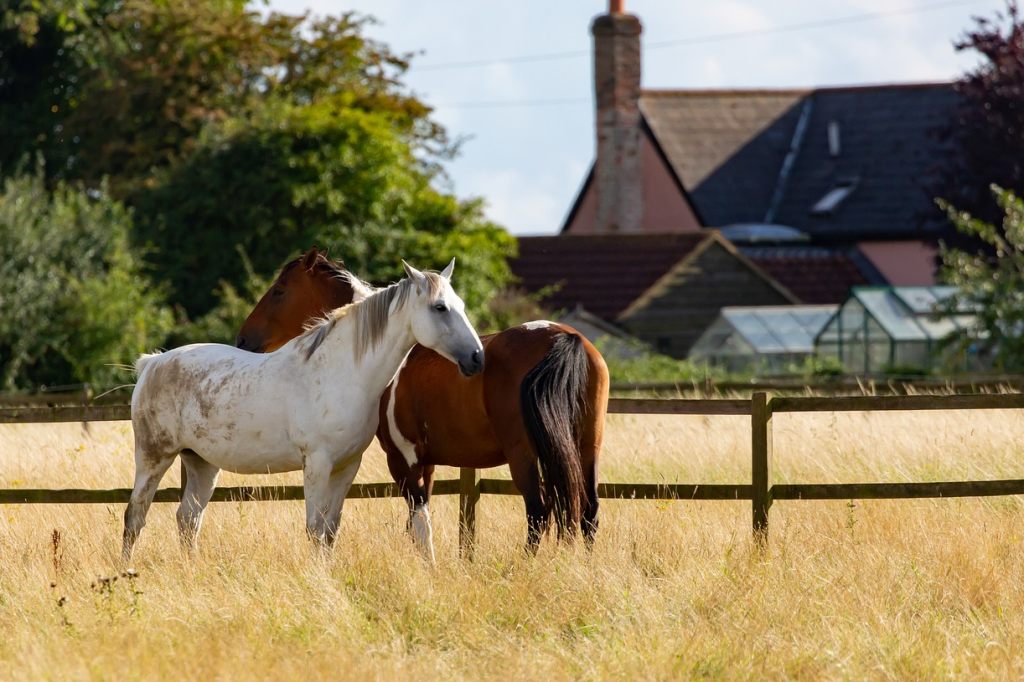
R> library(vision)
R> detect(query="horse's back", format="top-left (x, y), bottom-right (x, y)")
top-left (130, 343), bottom-right (290, 463)
top-left (483, 321), bottom-right (609, 399)
top-left (482, 320), bottom-right (609, 429)
top-left (133, 343), bottom-right (262, 405)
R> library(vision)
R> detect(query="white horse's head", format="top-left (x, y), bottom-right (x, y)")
top-left (401, 259), bottom-right (484, 376)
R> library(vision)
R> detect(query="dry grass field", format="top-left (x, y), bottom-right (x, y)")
top-left (3, 407), bottom-right (1024, 679)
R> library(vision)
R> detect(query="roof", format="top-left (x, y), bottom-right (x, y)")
top-left (511, 233), bottom-right (709, 320)
top-left (823, 286), bottom-right (974, 343)
top-left (558, 305), bottom-right (634, 340)
top-left (719, 305), bottom-right (838, 354)
top-left (639, 83), bottom-right (959, 241)
top-left (740, 245), bottom-right (885, 304)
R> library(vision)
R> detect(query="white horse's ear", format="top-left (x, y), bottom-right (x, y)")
top-left (440, 257), bottom-right (455, 281)
top-left (402, 260), bottom-right (425, 284)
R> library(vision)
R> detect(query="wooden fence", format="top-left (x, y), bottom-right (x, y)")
top-left (3, 393), bottom-right (1024, 554)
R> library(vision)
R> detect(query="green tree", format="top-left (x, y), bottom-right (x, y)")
top-left (0, 1), bottom-right (107, 177)
top-left (2, 1), bottom-right (451, 193)
top-left (132, 101), bottom-right (514, 325)
top-left (0, 165), bottom-right (173, 390)
top-left (3, 1), bottom-right (514, 346)
top-left (939, 186), bottom-right (1024, 369)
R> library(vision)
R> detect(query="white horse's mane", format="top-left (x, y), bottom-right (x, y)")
top-left (300, 272), bottom-right (445, 362)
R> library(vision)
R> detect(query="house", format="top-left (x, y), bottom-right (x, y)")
top-left (690, 305), bottom-right (838, 374)
top-left (513, 231), bottom-right (797, 357)
top-left (510, 0), bottom-right (961, 359)
top-left (562, 1), bottom-right (957, 283)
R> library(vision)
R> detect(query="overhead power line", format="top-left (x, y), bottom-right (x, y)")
top-left (417, 0), bottom-right (987, 73)
top-left (434, 96), bottom-right (590, 109)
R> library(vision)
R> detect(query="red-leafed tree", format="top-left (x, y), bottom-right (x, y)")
top-left (934, 1), bottom-right (1024, 226)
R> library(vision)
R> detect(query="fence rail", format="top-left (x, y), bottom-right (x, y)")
top-left (3, 393), bottom-right (1024, 552)
top-left (612, 374), bottom-right (1024, 395)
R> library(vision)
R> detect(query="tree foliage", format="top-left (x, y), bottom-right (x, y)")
top-left (939, 186), bottom-right (1024, 369)
top-left (132, 101), bottom-right (514, 322)
top-left (2, 1), bottom-right (452, 193)
top-left (1, 1), bottom-right (516, 387)
top-left (933, 0), bottom-right (1024, 225)
top-left (0, 165), bottom-right (174, 390)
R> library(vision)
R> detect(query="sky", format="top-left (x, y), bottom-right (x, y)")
top-left (264, 0), bottom-right (1007, 235)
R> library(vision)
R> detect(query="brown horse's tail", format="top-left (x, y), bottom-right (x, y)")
top-left (520, 332), bottom-right (588, 539)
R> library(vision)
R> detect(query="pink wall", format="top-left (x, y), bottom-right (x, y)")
top-left (640, 133), bottom-right (702, 232)
top-left (566, 171), bottom-right (598, 234)
top-left (565, 130), bottom-right (702, 234)
top-left (858, 241), bottom-right (938, 286)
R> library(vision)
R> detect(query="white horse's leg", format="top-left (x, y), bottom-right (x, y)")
top-left (176, 451), bottom-right (221, 552)
top-left (409, 503), bottom-right (436, 564)
top-left (122, 449), bottom-right (176, 562)
top-left (303, 451), bottom-right (362, 547)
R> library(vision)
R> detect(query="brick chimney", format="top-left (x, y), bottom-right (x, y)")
top-left (591, 0), bottom-right (643, 233)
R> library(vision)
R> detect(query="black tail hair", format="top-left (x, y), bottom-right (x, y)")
top-left (520, 332), bottom-right (589, 539)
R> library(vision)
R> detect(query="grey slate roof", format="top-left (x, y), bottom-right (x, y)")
top-left (639, 83), bottom-right (960, 242)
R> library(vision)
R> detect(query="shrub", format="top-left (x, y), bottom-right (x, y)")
top-left (0, 166), bottom-right (173, 390)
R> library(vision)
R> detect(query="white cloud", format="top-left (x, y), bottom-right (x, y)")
top-left (265, 0), bottom-right (1008, 234)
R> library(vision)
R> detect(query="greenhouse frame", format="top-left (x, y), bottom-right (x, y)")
top-left (689, 305), bottom-right (838, 374)
top-left (815, 286), bottom-right (978, 374)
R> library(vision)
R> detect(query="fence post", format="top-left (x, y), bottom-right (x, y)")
top-left (751, 391), bottom-right (773, 541)
top-left (459, 467), bottom-right (480, 559)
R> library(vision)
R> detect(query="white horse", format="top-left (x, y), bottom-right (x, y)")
top-left (123, 260), bottom-right (483, 560)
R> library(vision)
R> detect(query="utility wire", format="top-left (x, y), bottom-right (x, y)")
top-left (417, 0), bottom-right (987, 72)
top-left (435, 96), bottom-right (590, 109)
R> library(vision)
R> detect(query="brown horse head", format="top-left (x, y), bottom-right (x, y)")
top-left (236, 247), bottom-right (369, 352)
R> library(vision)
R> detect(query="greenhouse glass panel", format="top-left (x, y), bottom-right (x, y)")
top-left (893, 287), bottom-right (939, 314)
top-left (838, 299), bottom-right (868, 340)
top-left (752, 310), bottom-right (808, 352)
top-left (855, 289), bottom-right (927, 341)
top-left (866, 316), bottom-right (892, 372)
top-left (791, 309), bottom-right (837, 336)
top-left (913, 314), bottom-right (958, 339)
top-left (726, 311), bottom-right (786, 353)
top-left (893, 341), bottom-right (929, 369)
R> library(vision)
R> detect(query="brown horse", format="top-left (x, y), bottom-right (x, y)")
top-left (237, 248), bottom-right (609, 558)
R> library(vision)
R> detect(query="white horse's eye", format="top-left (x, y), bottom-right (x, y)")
top-left (433, 303), bottom-right (449, 313)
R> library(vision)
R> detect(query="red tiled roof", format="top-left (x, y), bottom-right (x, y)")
top-left (742, 247), bottom-right (876, 304)
top-left (511, 233), bottom-right (710, 320)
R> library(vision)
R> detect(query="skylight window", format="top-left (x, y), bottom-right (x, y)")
top-left (828, 120), bottom-right (841, 157)
top-left (811, 177), bottom-right (859, 215)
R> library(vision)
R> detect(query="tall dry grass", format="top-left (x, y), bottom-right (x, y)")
top-left (2, 409), bottom-right (1024, 679)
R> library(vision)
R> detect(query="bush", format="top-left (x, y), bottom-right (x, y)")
top-left (0, 166), bottom-right (173, 390)
top-left (132, 103), bottom-right (515, 325)
top-left (594, 337), bottom-right (723, 385)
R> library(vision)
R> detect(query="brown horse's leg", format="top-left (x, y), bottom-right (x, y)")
top-left (508, 456), bottom-right (547, 554)
top-left (578, 412), bottom-right (603, 548)
top-left (388, 449), bottom-right (435, 562)
top-left (423, 464), bottom-right (436, 502)
top-left (580, 456), bottom-right (600, 547)
top-left (580, 349), bottom-right (609, 549)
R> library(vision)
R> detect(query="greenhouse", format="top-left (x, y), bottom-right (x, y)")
top-left (689, 305), bottom-right (838, 374)
top-left (815, 286), bottom-right (978, 374)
